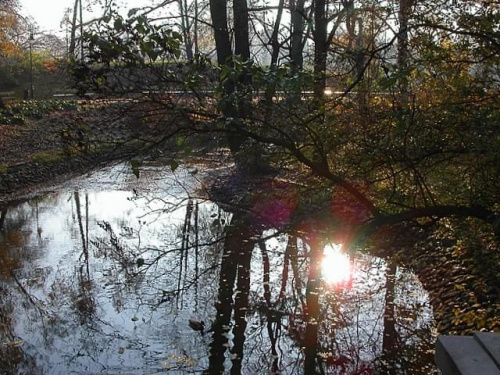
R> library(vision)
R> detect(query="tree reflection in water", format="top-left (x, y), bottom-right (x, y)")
top-left (0, 163), bottom-right (437, 374)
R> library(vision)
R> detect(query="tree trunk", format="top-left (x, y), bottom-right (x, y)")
top-left (269, 0), bottom-right (285, 69)
top-left (398, 0), bottom-right (411, 106)
top-left (209, 0), bottom-right (242, 154)
top-left (209, 0), bottom-right (232, 66)
top-left (79, 0), bottom-right (84, 61)
top-left (233, 0), bottom-right (250, 60)
top-left (210, 0), bottom-right (255, 159)
top-left (313, 0), bottom-right (327, 104)
top-left (68, 0), bottom-right (79, 58)
top-left (265, 0), bottom-right (286, 102)
top-left (233, 0), bottom-right (251, 87)
top-left (290, 0), bottom-right (306, 71)
top-left (179, 0), bottom-right (194, 60)
top-left (194, 0), bottom-right (199, 55)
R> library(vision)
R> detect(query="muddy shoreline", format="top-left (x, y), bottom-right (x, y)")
top-left (0, 106), bottom-right (166, 204)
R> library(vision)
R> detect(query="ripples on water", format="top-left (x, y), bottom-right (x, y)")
top-left (0, 162), bottom-right (437, 374)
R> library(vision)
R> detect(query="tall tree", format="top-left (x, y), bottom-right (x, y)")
top-left (0, 0), bottom-right (21, 57)
top-left (209, 0), bottom-right (232, 65)
top-left (68, 0), bottom-right (79, 58)
top-left (290, 0), bottom-right (306, 71)
top-left (178, 0), bottom-right (194, 60)
top-left (313, 0), bottom-right (327, 102)
top-left (77, 0), bottom-right (500, 242)
top-left (397, 0), bottom-right (412, 106)
top-left (208, 0), bottom-right (254, 155)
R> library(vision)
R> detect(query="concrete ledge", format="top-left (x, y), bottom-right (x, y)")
top-left (436, 332), bottom-right (500, 375)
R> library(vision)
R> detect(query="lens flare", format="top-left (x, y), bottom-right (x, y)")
top-left (321, 243), bottom-right (352, 286)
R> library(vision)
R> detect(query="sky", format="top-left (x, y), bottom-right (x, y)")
top-left (18, 0), bottom-right (148, 35)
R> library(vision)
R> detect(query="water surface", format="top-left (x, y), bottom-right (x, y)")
top-left (0, 162), bottom-right (437, 374)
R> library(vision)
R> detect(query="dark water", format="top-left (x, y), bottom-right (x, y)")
top-left (0, 162), bottom-right (437, 374)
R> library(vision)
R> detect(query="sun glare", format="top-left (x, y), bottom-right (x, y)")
top-left (321, 243), bottom-right (352, 286)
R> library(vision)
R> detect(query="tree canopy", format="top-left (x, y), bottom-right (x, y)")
top-left (0, 0), bottom-right (22, 58)
top-left (67, 0), bottom-right (500, 266)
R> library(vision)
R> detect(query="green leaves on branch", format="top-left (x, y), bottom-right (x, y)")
top-left (130, 159), bottom-right (180, 177)
top-left (377, 69), bottom-right (410, 90)
top-left (169, 160), bottom-right (179, 172)
top-left (218, 58), bottom-right (313, 97)
top-left (130, 159), bottom-right (140, 178)
top-left (84, 13), bottom-right (183, 66)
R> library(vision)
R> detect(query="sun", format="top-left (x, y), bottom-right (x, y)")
top-left (321, 243), bottom-right (352, 286)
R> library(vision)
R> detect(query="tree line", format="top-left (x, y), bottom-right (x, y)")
top-left (1, 0), bottom-right (499, 278)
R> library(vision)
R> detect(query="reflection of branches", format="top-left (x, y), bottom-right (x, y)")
top-left (232, 241), bottom-right (252, 374)
top-left (279, 239), bottom-right (290, 302)
top-left (304, 237), bottom-right (322, 374)
top-left (1, 262), bottom-right (50, 326)
top-left (0, 209), bottom-right (6, 230)
top-left (258, 239), bottom-right (272, 306)
top-left (381, 260), bottom-right (398, 375)
top-left (194, 201), bottom-right (200, 305)
top-left (208, 212), bottom-right (260, 374)
top-left (135, 196), bottom-right (190, 221)
top-left (287, 236), bottom-right (306, 311)
top-left (0, 286), bottom-right (25, 372)
top-left (91, 199), bottom-right (227, 314)
top-left (178, 199), bottom-right (194, 308)
top-left (256, 238), bottom-right (285, 369)
top-left (208, 229), bottom-right (240, 373)
top-left (75, 265), bottom-right (96, 325)
top-left (93, 221), bottom-right (135, 269)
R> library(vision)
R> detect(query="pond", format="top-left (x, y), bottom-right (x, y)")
top-left (0, 162), bottom-right (438, 374)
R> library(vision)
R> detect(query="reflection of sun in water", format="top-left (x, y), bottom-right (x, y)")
top-left (322, 243), bottom-right (352, 285)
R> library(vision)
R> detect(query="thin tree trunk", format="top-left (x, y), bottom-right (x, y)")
top-left (313, 0), bottom-right (327, 104)
top-left (265, 0), bottom-right (286, 102)
top-left (398, 0), bottom-right (411, 106)
top-left (179, 0), bottom-right (194, 60)
top-left (194, 0), bottom-right (199, 55)
top-left (74, 191), bottom-right (87, 257)
top-left (79, 0), bottom-right (83, 61)
top-left (290, 0), bottom-right (306, 71)
top-left (269, 0), bottom-right (285, 69)
top-left (68, 0), bottom-right (79, 58)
